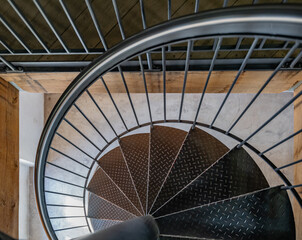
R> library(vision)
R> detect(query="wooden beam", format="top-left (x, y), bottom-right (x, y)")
top-left (294, 83), bottom-right (302, 240)
top-left (0, 77), bottom-right (19, 238)
top-left (0, 70), bottom-right (301, 94)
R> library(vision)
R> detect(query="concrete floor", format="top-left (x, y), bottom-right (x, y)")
top-left (26, 91), bottom-right (296, 240)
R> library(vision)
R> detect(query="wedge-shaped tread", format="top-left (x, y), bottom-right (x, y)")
top-left (87, 168), bottom-right (141, 216)
top-left (119, 134), bottom-right (150, 212)
top-left (98, 147), bottom-right (143, 214)
top-left (153, 147), bottom-right (269, 217)
top-left (148, 126), bottom-right (187, 212)
top-left (90, 218), bottom-right (121, 232)
top-left (151, 127), bottom-right (228, 213)
top-left (156, 187), bottom-right (295, 240)
top-left (88, 193), bottom-right (135, 221)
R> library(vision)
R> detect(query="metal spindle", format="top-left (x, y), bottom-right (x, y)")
top-left (85, 0), bottom-right (108, 51)
top-left (33, 0), bottom-right (69, 53)
top-left (235, 37), bottom-right (243, 50)
top-left (139, 0), bottom-right (152, 69)
top-left (112, 0), bottom-right (125, 40)
top-left (47, 162), bottom-right (87, 178)
top-left (86, 90), bottom-right (119, 137)
top-left (276, 159), bottom-right (302, 171)
top-left (192, 37), bottom-right (222, 129)
top-left (226, 42), bottom-right (299, 134)
top-left (49, 216), bottom-right (85, 219)
top-left (259, 38), bottom-right (266, 49)
top-left (0, 15), bottom-right (31, 53)
top-left (50, 147), bottom-right (90, 169)
top-left (223, 0), bottom-right (229, 8)
top-left (162, 47), bottom-right (167, 122)
top-left (59, 0), bottom-right (88, 53)
top-left (56, 132), bottom-right (96, 160)
top-left (260, 129), bottom-right (302, 156)
top-left (8, 0), bottom-right (50, 53)
top-left (210, 38), bottom-right (258, 128)
top-left (179, 40), bottom-right (193, 121)
top-left (55, 225), bottom-right (87, 232)
top-left (290, 49), bottom-right (302, 68)
top-left (237, 90), bottom-right (302, 148)
top-left (45, 176), bottom-right (84, 188)
top-left (194, 0), bottom-right (200, 13)
top-left (73, 103), bottom-right (108, 143)
top-left (167, 0), bottom-right (171, 51)
top-left (0, 56), bottom-right (17, 71)
top-left (282, 184), bottom-right (302, 190)
top-left (118, 66), bottom-right (140, 126)
top-left (47, 204), bottom-right (84, 208)
top-left (63, 118), bottom-right (102, 151)
top-left (139, 55), bottom-right (153, 126)
top-left (100, 76), bottom-right (128, 131)
top-left (0, 40), bottom-right (13, 54)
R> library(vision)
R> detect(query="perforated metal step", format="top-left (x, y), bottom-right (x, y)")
top-left (156, 186), bottom-right (295, 240)
top-left (153, 147), bottom-right (269, 217)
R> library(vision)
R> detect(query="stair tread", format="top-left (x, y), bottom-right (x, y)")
top-left (151, 127), bottom-right (228, 213)
top-left (119, 133), bottom-right (150, 213)
top-left (148, 126), bottom-right (187, 212)
top-left (89, 218), bottom-right (121, 232)
top-left (87, 168), bottom-right (141, 216)
top-left (156, 186), bottom-right (295, 240)
top-left (153, 147), bottom-right (269, 217)
top-left (98, 146), bottom-right (143, 214)
top-left (87, 192), bottom-right (136, 221)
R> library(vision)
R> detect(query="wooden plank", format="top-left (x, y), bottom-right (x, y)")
top-left (0, 77), bottom-right (19, 238)
top-left (0, 70), bottom-right (301, 94)
top-left (294, 83), bottom-right (302, 240)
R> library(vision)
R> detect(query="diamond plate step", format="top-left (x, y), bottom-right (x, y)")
top-left (150, 127), bottom-right (228, 213)
top-left (88, 193), bottom-right (136, 221)
top-left (119, 133), bottom-right (150, 213)
top-left (160, 235), bottom-right (210, 240)
top-left (153, 147), bottom-right (269, 217)
top-left (98, 146), bottom-right (143, 214)
top-left (87, 167), bottom-right (141, 216)
top-left (90, 218), bottom-right (121, 232)
top-left (156, 186), bottom-right (295, 240)
top-left (148, 126), bottom-right (187, 212)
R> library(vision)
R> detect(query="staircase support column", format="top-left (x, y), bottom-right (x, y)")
top-left (0, 77), bottom-right (19, 239)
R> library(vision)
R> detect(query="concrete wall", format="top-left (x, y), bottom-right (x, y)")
top-left (19, 92), bottom-right (47, 240)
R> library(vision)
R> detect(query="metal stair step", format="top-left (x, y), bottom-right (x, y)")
top-left (153, 147), bottom-right (269, 217)
top-left (89, 218), bottom-right (121, 232)
top-left (156, 186), bottom-right (295, 240)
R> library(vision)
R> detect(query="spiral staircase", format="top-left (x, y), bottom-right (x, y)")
top-left (23, 2), bottom-right (302, 240)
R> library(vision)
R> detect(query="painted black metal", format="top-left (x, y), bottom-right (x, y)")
top-left (34, 6), bottom-right (302, 239)
top-left (77, 216), bottom-right (159, 240)
top-left (150, 127), bottom-right (228, 214)
top-left (156, 187), bottom-right (295, 240)
top-left (153, 147), bottom-right (269, 217)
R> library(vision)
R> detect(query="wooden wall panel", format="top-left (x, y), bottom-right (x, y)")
top-left (0, 70), bottom-right (301, 94)
top-left (294, 83), bottom-right (302, 240)
top-left (0, 77), bottom-right (19, 238)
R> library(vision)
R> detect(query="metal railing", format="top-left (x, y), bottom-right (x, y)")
top-left (0, 0), bottom-right (301, 72)
top-left (33, 4), bottom-right (302, 240)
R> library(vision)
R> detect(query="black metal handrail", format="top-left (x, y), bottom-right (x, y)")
top-left (35, 5), bottom-right (302, 240)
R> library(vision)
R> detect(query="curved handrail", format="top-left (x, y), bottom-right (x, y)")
top-left (35, 5), bottom-right (302, 239)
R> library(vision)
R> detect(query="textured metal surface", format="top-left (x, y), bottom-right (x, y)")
top-left (87, 193), bottom-right (135, 221)
top-left (87, 168), bottom-right (141, 216)
top-left (119, 134), bottom-right (150, 213)
top-left (151, 127), bottom-right (228, 214)
top-left (153, 147), bottom-right (269, 217)
top-left (90, 218), bottom-right (120, 232)
top-left (160, 235), bottom-right (211, 240)
top-left (156, 186), bottom-right (295, 240)
top-left (98, 146), bottom-right (143, 214)
top-left (148, 126), bottom-right (187, 212)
